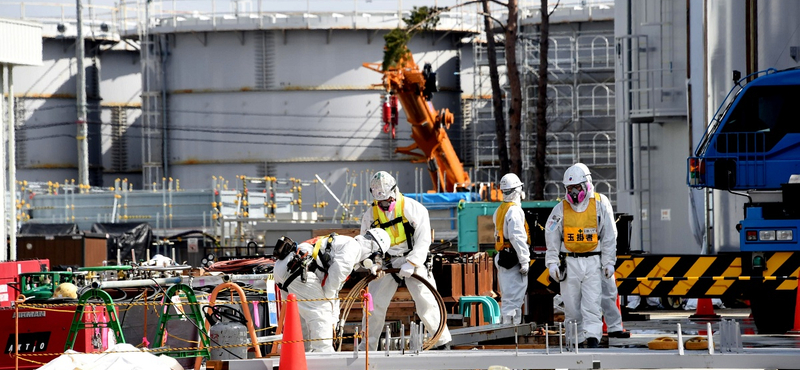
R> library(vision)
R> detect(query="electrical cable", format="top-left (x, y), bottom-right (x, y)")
top-left (335, 268), bottom-right (446, 351)
top-left (206, 258), bottom-right (273, 274)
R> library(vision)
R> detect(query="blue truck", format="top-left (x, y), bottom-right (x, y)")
top-left (688, 67), bottom-right (800, 333)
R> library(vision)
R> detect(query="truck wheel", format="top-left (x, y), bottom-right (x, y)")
top-left (749, 289), bottom-right (795, 334)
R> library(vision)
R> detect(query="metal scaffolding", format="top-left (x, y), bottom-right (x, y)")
top-left (467, 23), bottom-right (617, 203)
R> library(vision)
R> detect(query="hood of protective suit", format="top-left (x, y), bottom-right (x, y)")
top-left (564, 164), bottom-right (595, 212)
top-left (354, 235), bottom-right (376, 262)
top-left (503, 188), bottom-right (524, 204)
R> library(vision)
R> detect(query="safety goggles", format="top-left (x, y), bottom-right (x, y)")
top-left (501, 188), bottom-right (517, 196)
top-left (566, 184), bottom-right (583, 192)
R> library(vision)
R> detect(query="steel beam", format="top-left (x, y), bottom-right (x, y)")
top-left (226, 348), bottom-right (800, 370)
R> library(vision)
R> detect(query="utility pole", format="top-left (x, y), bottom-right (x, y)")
top-left (76, 0), bottom-right (89, 186)
top-left (6, 67), bottom-right (15, 261)
top-left (0, 67), bottom-right (6, 261)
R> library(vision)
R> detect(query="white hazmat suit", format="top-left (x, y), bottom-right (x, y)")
top-left (493, 173), bottom-right (531, 324)
top-left (544, 164), bottom-right (617, 346)
top-left (601, 271), bottom-right (625, 335)
top-left (359, 171), bottom-right (451, 350)
top-left (274, 231), bottom-right (389, 352)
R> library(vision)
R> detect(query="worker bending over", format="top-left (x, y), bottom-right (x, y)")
top-left (273, 229), bottom-right (391, 352)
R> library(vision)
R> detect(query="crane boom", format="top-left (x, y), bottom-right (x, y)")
top-left (364, 49), bottom-right (470, 193)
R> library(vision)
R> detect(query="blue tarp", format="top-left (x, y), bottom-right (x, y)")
top-left (404, 192), bottom-right (481, 209)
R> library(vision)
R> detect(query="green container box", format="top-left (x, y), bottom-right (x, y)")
top-left (457, 201), bottom-right (559, 253)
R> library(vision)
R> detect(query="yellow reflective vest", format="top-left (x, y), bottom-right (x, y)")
top-left (562, 193), bottom-right (599, 253)
top-left (494, 202), bottom-right (531, 252)
top-left (372, 194), bottom-right (410, 247)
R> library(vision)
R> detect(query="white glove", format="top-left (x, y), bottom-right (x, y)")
top-left (519, 263), bottom-right (529, 276)
top-left (369, 265), bottom-right (385, 278)
top-left (548, 263), bottom-right (560, 281)
top-left (398, 262), bottom-right (415, 279)
top-left (603, 264), bottom-right (615, 279)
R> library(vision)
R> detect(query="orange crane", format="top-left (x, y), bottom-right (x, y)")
top-left (363, 47), bottom-right (471, 193)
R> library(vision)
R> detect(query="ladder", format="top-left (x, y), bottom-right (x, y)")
top-left (64, 289), bottom-right (125, 351)
top-left (153, 283), bottom-right (211, 360)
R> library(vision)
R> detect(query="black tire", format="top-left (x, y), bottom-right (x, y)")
top-left (749, 288), bottom-right (795, 334)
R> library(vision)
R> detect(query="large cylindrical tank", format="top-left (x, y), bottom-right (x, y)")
top-left (139, 8), bottom-right (478, 194)
top-left (10, 32), bottom-right (142, 188)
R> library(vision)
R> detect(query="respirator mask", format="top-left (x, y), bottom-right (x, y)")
top-left (377, 197), bottom-right (396, 212)
top-left (566, 183), bottom-right (586, 204)
top-left (360, 252), bottom-right (384, 269)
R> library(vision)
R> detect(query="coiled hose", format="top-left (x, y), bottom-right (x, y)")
top-left (335, 268), bottom-right (446, 351)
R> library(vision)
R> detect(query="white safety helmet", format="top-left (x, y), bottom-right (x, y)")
top-left (364, 228), bottom-right (391, 254)
top-left (370, 171), bottom-right (397, 201)
top-left (499, 173), bottom-right (523, 190)
top-left (499, 173), bottom-right (525, 202)
top-left (571, 163), bottom-right (593, 184)
top-left (563, 163), bottom-right (593, 204)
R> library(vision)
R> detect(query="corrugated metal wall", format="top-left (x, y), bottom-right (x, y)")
top-left (0, 19), bottom-right (42, 66)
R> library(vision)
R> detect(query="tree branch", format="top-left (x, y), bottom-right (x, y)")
top-left (477, 12), bottom-right (508, 34)
top-left (547, 0), bottom-right (561, 17)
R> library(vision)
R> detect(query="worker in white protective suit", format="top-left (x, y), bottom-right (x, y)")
top-left (493, 173), bottom-right (532, 325)
top-left (359, 171), bottom-right (452, 350)
top-left (544, 163), bottom-right (617, 348)
top-left (568, 164), bottom-right (629, 339)
top-left (273, 229), bottom-right (391, 352)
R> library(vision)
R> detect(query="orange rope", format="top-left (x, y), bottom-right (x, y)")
top-left (361, 288), bottom-right (370, 370)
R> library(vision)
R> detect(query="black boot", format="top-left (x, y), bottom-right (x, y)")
top-left (608, 330), bottom-right (631, 338)
top-left (586, 337), bottom-right (599, 348)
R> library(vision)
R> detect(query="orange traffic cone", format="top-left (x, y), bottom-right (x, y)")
top-left (689, 298), bottom-right (721, 320)
top-left (788, 285), bottom-right (800, 333)
top-left (279, 293), bottom-right (307, 370)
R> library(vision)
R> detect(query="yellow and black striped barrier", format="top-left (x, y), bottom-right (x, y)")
top-left (527, 251), bottom-right (800, 298)
top-left (619, 276), bottom-right (798, 281)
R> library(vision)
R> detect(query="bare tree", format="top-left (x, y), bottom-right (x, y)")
top-left (482, 0), bottom-right (510, 175)
top-left (533, 0), bottom-right (559, 200)
top-left (505, 0), bottom-right (523, 177)
top-left (479, 0), bottom-right (522, 179)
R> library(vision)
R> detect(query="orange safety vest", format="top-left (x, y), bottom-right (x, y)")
top-left (494, 202), bottom-right (531, 252)
top-left (562, 193), bottom-right (600, 253)
top-left (372, 194), bottom-right (409, 247)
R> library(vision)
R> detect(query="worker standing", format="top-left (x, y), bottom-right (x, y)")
top-left (359, 171), bottom-right (452, 350)
top-left (273, 229), bottom-right (391, 352)
top-left (544, 163), bottom-right (617, 348)
top-left (570, 163), bottom-right (629, 339)
top-left (493, 173), bottom-right (531, 325)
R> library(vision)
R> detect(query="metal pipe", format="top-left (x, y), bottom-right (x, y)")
top-left (7, 66), bottom-right (15, 261)
top-left (400, 323), bottom-right (405, 355)
top-left (161, 35), bottom-right (169, 180)
top-left (706, 322), bottom-right (714, 355)
top-left (545, 324), bottom-right (549, 355)
top-left (574, 321), bottom-right (579, 353)
top-left (352, 326), bottom-right (359, 358)
top-left (558, 321), bottom-right (562, 353)
top-left (0, 66), bottom-right (5, 262)
top-left (76, 0), bottom-right (89, 186)
top-left (92, 276), bottom-right (180, 289)
top-left (385, 324), bottom-right (391, 355)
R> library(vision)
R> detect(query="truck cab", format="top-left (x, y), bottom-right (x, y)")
top-left (688, 68), bottom-right (800, 252)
